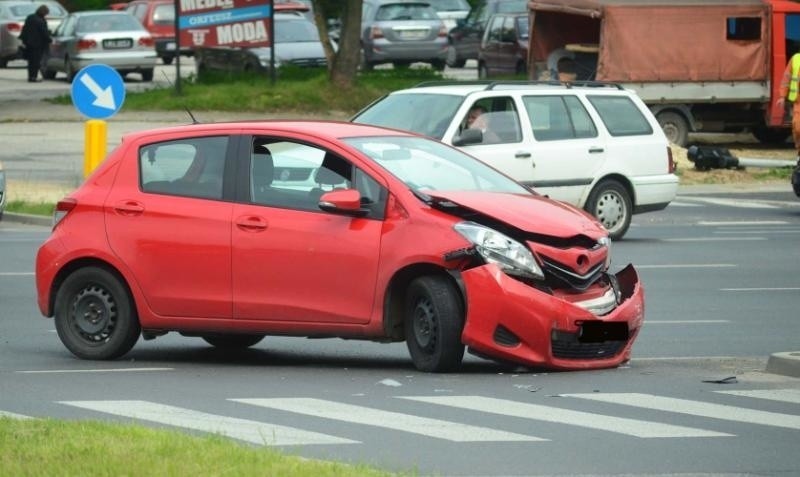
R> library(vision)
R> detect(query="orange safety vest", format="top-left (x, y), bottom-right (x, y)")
top-left (789, 54), bottom-right (800, 102)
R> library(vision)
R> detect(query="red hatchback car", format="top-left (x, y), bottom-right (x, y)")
top-left (35, 121), bottom-right (644, 372)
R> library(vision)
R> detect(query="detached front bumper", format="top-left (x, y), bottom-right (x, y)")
top-left (460, 263), bottom-right (644, 370)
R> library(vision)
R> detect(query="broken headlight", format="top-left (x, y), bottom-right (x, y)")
top-left (454, 221), bottom-right (544, 280)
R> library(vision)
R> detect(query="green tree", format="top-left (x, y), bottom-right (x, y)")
top-left (311, 0), bottom-right (362, 89)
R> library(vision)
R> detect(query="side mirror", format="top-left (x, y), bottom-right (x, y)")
top-left (452, 128), bottom-right (483, 146)
top-left (318, 189), bottom-right (369, 217)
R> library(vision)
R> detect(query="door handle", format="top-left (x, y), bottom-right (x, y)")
top-left (588, 147), bottom-right (605, 154)
top-left (235, 215), bottom-right (268, 232)
top-left (515, 151), bottom-right (532, 159)
top-left (113, 200), bottom-right (144, 216)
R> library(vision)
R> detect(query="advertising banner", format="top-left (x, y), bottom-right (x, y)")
top-left (178, 0), bottom-right (272, 49)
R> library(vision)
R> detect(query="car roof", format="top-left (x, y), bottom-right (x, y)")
top-left (393, 81), bottom-right (630, 96)
top-left (121, 121), bottom-right (416, 143)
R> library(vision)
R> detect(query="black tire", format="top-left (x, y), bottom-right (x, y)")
top-left (751, 126), bottom-right (790, 145)
top-left (65, 58), bottom-right (77, 83)
top-left (360, 49), bottom-right (374, 71)
top-left (141, 68), bottom-right (154, 82)
top-left (656, 111), bottom-right (689, 147)
top-left (393, 61), bottom-right (411, 69)
top-left (478, 62), bottom-right (488, 79)
top-left (0, 58), bottom-right (7, 68)
top-left (54, 267), bottom-right (140, 360)
top-left (202, 334), bottom-right (264, 349)
top-left (445, 45), bottom-right (465, 68)
top-left (42, 68), bottom-right (56, 80)
top-left (404, 275), bottom-right (465, 372)
top-left (585, 179), bottom-right (632, 241)
top-left (162, 56), bottom-right (174, 65)
top-left (430, 59), bottom-right (446, 71)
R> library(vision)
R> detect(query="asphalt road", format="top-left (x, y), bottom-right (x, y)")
top-left (1, 60), bottom-right (799, 476)
top-left (2, 189), bottom-right (799, 476)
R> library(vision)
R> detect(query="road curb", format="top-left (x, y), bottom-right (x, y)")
top-left (766, 351), bottom-right (800, 378)
top-left (2, 212), bottom-right (51, 227)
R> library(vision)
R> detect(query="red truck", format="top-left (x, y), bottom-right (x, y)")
top-left (526, 0), bottom-right (800, 146)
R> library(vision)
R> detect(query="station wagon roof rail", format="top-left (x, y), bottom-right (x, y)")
top-left (412, 80), bottom-right (626, 90)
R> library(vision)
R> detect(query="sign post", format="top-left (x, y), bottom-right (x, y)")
top-left (70, 64), bottom-right (125, 178)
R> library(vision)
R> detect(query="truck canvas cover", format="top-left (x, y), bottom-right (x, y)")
top-left (527, 0), bottom-right (769, 82)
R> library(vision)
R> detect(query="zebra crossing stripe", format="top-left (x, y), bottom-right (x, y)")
top-left (715, 389), bottom-right (800, 405)
top-left (0, 410), bottom-right (33, 419)
top-left (564, 393), bottom-right (800, 430)
top-left (59, 400), bottom-right (356, 446)
top-left (232, 398), bottom-right (544, 442)
top-left (400, 396), bottom-right (731, 438)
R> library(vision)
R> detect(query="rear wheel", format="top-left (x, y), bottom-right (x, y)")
top-left (405, 275), bottom-right (465, 372)
top-left (42, 67), bottom-right (56, 80)
top-left (656, 111), bottom-right (689, 147)
top-left (54, 267), bottom-right (140, 360)
top-left (430, 59), bottom-right (446, 71)
top-left (752, 126), bottom-right (790, 145)
top-left (65, 58), bottom-right (77, 83)
top-left (585, 179), bottom-right (632, 241)
top-left (478, 62), bottom-right (488, 79)
top-left (141, 68), bottom-right (154, 82)
top-left (202, 334), bottom-right (264, 350)
top-left (161, 55), bottom-right (174, 65)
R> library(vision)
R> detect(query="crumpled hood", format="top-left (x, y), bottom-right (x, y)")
top-left (426, 190), bottom-right (606, 239)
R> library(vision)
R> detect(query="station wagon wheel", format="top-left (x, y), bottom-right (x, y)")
top-left (585, 179), bottom-right (632, 241)
top-left (404, 276), bottom-right (465, 372)
top-left (201, 334), bottom-right (265, 350)
top-left (54, 267), bottom-right (140, 360)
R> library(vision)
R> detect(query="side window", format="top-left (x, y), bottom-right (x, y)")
top-left (487, 16), bottom-right (503, 42)
top-left (523, 95), bottom-right (598, 141)
top-left (139, 136), bottom-right (228, 200)
top-left (501, 15), bottom-right (515, 42)
top-left (588, 95), bottom-right (654, 136)
top-left (249, 137), bottom-right (387, 218)
top-left (461, 97), bottom-right (522, 144)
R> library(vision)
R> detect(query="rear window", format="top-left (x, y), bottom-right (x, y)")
top-left (376, 3), bottom-right (439, 21)
top-left (152, 4), bottom-right (174, 25)
top-left (77, 14), bottom-right (144, 32)
top-left (587, 95), bottom-right (653, 137)
top-left (353, 93), bottom-right (463, 139)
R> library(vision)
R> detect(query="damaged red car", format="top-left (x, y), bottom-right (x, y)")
top-left (36, 121), bottom-right (644, 372)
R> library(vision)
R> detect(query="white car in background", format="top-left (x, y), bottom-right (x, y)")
top-left (352, 81), bottom-right (679, 239)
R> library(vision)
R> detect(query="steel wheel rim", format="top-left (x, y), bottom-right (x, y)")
top-left (70, 285), bottom-right (117, 342)
top-left (412, 297), bottom-right (437, 352)
top-left (595, 190), bottom-right (625, 233)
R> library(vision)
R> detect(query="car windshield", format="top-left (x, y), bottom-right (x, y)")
top-left (376, 3), bottom-right (439, 21)
top-left (275, 19), bottom-right (319, 42)
top-left (353, 93), bottom-right (463, 139)
top-left (426, 0), bottom-right (469, 11)
top-left (344, 136), bottom-right (530, 194)
top-left (77, 14), bottom-right (142, 33)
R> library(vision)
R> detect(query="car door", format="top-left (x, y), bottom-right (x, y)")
top-left (105, 134), bottom-right (235, 318)
top-left (231, 135), bottom-right (385, 324)
top-left (518, 94), bottom-right (608, 205)
top-left (480, 14), bottom-right (503, 74)
top-left (47, 15), bottom-right (74, 70)
top-left (459, 1), bottom-right (488, 59)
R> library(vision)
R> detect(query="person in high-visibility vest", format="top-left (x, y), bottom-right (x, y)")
top-left (778, 53), bottom-right (800, 153)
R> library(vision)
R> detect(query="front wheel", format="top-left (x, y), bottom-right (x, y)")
top-left (405, 276), bottom-right (465, 372)
top-left (141, 68), bottom-right (154, 82)
top-left (202, 334), bottom-right (264, 350)
top-left (478, 63), bottom-right (488, 79)
top-left (585, 179), bottom-right (632, 241)
top-left (445, 45), bottom-right (465, 68)
top-left (54, 267), bottom-right (140, 360)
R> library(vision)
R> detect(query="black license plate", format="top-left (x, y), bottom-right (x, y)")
top-left (578, 322), bottom-right (629, 343)
top-left (103, 39), bottom-right (132, 49)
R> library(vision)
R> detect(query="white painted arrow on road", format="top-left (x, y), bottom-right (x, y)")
top-left (79, 72), bottom-right (116, 110)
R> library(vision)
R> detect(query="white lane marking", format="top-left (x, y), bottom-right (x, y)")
top-left (232, 398), bottom-right (543, 442)
top-left (399, 396), bottom-right (730, 438)
top-left (0, 272), bottom-right (35, 276)
top-left (646, 320), bottom-right (729, 324)
top-left (715, 389), bottom-right (800, 405)
top-left (635, 264), bottom-right (736, 269)
top-left (714, 230), bottom-right (800, 234)
top-left (17, 368), bottom-right (174, 374)
top-left (60, 400), bottom-right (355, 446)
top-left (698, 221), bottom-right (788, 226)
top-left (565, 393), bottom-right (800, 430)
top-left (687, 198), bottom-right (779, 209)
top-left (0, 410), bottom-right (33, 419)
top-left (668, 201), bottom-right (703, 207)
top-left (662, 237), bottom-right (766, 242)
top-left (721, 287), bottom-right (800, 292)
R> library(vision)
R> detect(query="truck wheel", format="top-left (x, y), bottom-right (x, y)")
top-left (585, 179), bottom-right (632, 241)
top-left (405, 275), bottom-right (465, 372)
top-left (752, 127), bottom-right (790, 145)
top-left (656, 111), bottom-right (689, 147)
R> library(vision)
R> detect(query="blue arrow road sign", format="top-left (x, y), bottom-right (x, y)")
top-left (71, 64), bottom-right (125, 120)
